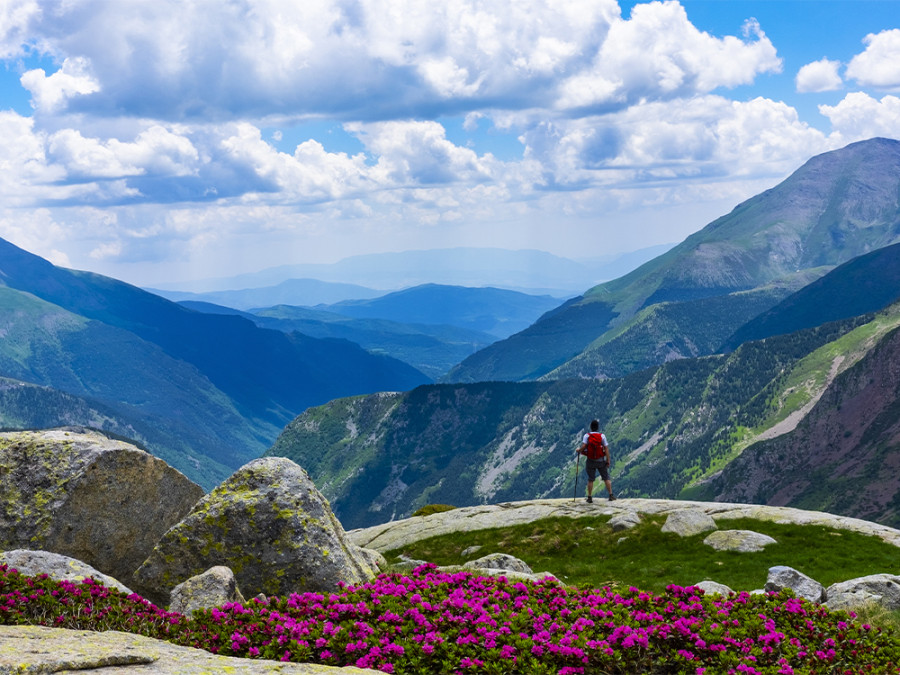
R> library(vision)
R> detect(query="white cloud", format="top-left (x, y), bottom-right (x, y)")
top-left (346, 120), bottom-right (496, 185)
top-left (846, 29), bottom-right (900, 90)
top-left (796, 58), bottom-right (843, 93)
top-left (557, 5), bottom-right (781, 110)
top-left (7, 0), bottom-right (781, 120)
top-left (819, 92), bottom-right (900, 141)
top-left (0, 0), bottom-right (39, 59)
top-left (20, 56), bottom-right (99, 112)
top-left (519, 96), bottom-right (828, 187)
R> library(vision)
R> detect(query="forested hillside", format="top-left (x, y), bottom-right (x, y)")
top-left (268, 304), bottom-right (897, 529)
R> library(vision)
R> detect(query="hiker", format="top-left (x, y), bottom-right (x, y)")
top-left (576, 419), bottom-right (615, 503)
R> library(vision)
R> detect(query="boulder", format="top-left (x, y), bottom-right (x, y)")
top-left (463, 553), bottom-right (533, 574)
top-left (609, 511), bottom-right (642, 531)
top-left (461, 545), bottom-right (483, 557)
top-left (0, 549), bottom-right (133, 595)
top-left (169, 566), bottom-right (245, 615)
top-left (356, 547), bottom-right (387, 573)
top-left (660, 509), bottom-right (717, 537)
top-left (694, 580), bottom-right (734, 596)
top-left (825, 574), bottom-right (900, 611)
top-left (0, 624), bottom-right (376, 674)
top-left (765, 566), bottom-right (825, 603)
top-left (133, 457), bottom-right (377, 606)
top-left (0, 428), bottom-right (204, 587)
top-left (703, 530), bottom-right (777, 553)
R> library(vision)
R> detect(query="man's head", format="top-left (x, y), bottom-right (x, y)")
top-left (590, 419), bottom-right (599, 432)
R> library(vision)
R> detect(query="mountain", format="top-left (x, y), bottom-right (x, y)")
top-left (724, 241), bottom-right (900, 349)
top-left (267, 303), bottom-right (892, 529)
top-left (149, 246), bottom-right (668, 296)
top-left (0, 238), bottom-right (430, 488)
top-left (706, 309), bottom-right (900, 525)
top-left (150, 278), bottom-right (385, 310)
top-left (447, 138), bottom-right (900, 383)
top-left (320, 284), bottom-right (566, 339)
top-left (182, 301), bottom-right (496, 380)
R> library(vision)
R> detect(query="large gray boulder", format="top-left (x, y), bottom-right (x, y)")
top-left (703, 530), bottom-right (777, 553)
top-left (0, 428), bottom-right (204, 587)
top-left (825, 574), bottom-right (900, 611)
top-left (463, 553), bottom-right (533, 574)
top-left (765, 566), bottom-right (825, 603)
top-left (134, 458), bottom-right (378, 606)
top-left (169, 566), bottom-right (245, 615)
top-left (0, 549), bottom-right (133, 595)
top-left (661, 509), bottom-right (717, 537)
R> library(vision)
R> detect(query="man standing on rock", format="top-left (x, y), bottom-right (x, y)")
top-left (577, 420), bottom-right (615, 503)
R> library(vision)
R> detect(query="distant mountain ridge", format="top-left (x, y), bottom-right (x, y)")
top-left (447, 138), bottom-right (900, 383)
top-left (0, 238), bottom-right (429, 487)
top-left (149, 245), bottom-right (674, 296)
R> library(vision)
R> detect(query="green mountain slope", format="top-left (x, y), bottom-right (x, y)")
top-left (182, 301), bottom-right (497, 380)
top-left (268, 304), bottom-right (892, 529)
top-left (322, 284), bottom-right (566, 339)
top-left (0, 237), bottom-right (431, 488)
top-left (447, 138), bottom-right (900, 383)
top-left (725, 241), bottom-right (900, 348)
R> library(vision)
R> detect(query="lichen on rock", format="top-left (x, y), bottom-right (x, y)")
top-left (134, 457), bottom-right (378, 606)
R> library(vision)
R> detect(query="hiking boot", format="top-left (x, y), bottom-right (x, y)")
top-left (585, 496), bottom-right (593, 504)
top-left (608, 494), bottom-right (616, 501)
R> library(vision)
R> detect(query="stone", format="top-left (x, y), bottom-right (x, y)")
top-left (463, 553), bottom-right (533, 574)
top-left (348, 498), bottom-right (900, 553)
top-left (169, 566), bottom-right (245, 615)
top-left (0, 549), bottom-right (134, 595)
top-left (694, 580), bottom-right (734, 596)
top-left (461, 545), bottom-right (483, 557)
top-left (0, 428), bottom-right (204, 588)
top-left (825, 574), bottom-right (900, 611)
top-left (133, 457), bottom-right (377, 606)
top-left (609, 511), bottom-right (642, 531)
top-left (703, 530), bottom-right (777, 553)
top-left (0, 624), bottom-right (376, 674)
top-left (356, 546), bottom-right (387, 573)
top-left (660, 509), bottom-right (717, 537)
top-left (765, 566), bottom-right (825, 603)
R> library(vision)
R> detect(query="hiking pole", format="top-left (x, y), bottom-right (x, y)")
top-left (573, 451), bottom-right (580, 502)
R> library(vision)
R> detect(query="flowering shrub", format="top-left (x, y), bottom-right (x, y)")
top-left (2, 563), bottom-right (899, 674)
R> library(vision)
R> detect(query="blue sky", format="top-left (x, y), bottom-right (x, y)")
top-left (0, 0), bottom-right (898, 288)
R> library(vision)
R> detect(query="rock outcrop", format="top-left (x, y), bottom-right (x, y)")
top-left (134, 457), bottom-right (378, 606)
top-left (168, 566), bottom-right (245, 615)
top-left (0, 428), bottom-right (204, 587)
top-left (0, 549), bottom-right (134, 595)
top-left (765, 566), bottom-right (825, 603)
top-left (825, 574), bottom-right (900, 611)
top-left (0, 624), bottom-right (375, 674)
top-left (703, 530), bottom-right (777, 553)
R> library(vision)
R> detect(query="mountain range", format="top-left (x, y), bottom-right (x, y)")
top-left (0, 239), bottom-right (429, 488)
top-left (148, 245), bottom-right (674, 297)
top-left (446, 138), bottom-right (900, 383)
top-left (266, 137), bottom-right (900, 530)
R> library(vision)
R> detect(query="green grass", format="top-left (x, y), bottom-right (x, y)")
top-left (385, 514), bottom-right (900, 594)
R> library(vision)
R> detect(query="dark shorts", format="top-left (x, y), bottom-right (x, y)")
top-left (585, 458), bottom-right (609, 482)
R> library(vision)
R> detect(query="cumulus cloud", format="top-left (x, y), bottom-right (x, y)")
top-left (557, 6), bottom-right (781, 110)
top-left (518, 95), bottom-right (828, 187)
top-left (819, 92), bottom-right (900, 141)
top-left (0, 0), bottom-right (39, 59)
top-left (8, 0), bottom-right (781, 120)
top-left (796, 58), bottom-right (843, 93)
top-left (20, 56), bottom-right (99, 112)
top-left (846, 29), bottom-right (900, 90)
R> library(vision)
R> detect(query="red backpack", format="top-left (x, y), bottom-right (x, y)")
top-left (585, 431), bottom-right (607, 460)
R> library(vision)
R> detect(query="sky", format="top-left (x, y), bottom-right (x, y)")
top-left (0, 0), bottom-right (899, 288)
